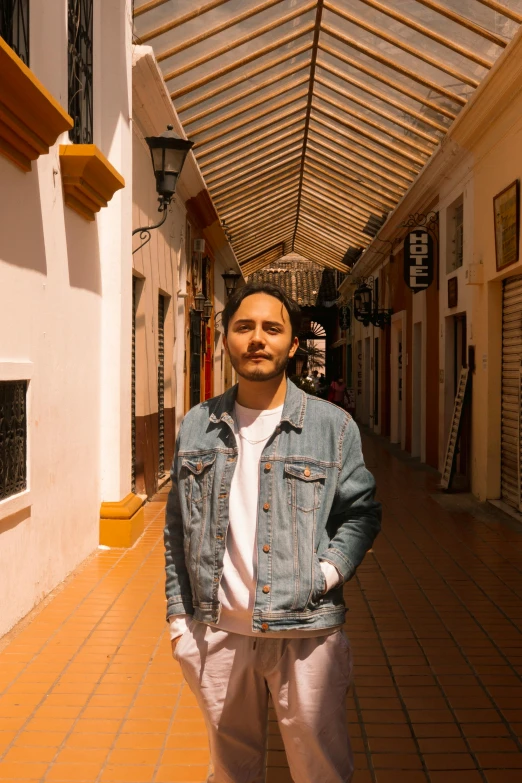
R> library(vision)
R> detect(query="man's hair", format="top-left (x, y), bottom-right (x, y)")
top-left (222, 281), bottom-right (302, 339)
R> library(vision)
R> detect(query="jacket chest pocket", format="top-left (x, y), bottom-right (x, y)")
top-left (182, 453), bottom-right (217, 508)
top-left (285, 462), bottom-right (326, 512)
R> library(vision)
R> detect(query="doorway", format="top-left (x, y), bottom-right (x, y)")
top-left (412, 322), bottom-right (422, 458)
top-left (390, 312), bottom-right (406, 447)
top-left (363, 336), bottom-right (371, 426)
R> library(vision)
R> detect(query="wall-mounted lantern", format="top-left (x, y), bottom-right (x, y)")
top-left (221, 269), bottom-right (241, 298)
top-left (193, 291), bottom-right (206, 314)
top-left (132, 125), bottom-right (194, 254)
top-left (353, 277), bottom-right (392, 330)
top-left (203, 299), bottom-right (213, 322)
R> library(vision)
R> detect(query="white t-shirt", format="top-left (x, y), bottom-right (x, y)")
top-left (169, 400), bottom-right (342, 640)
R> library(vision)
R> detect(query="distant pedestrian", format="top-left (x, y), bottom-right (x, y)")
top-left (329, 375), bottom-right (347, 408)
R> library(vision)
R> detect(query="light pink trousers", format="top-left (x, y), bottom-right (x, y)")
top-left (174, 620), bottom-right (354, 783)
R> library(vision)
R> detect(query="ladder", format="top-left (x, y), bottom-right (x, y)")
top-left (440, 367), bottom-right (470, 490)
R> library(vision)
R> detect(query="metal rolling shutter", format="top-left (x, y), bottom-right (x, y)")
top-left (501, 275), bottom-right (522, 510)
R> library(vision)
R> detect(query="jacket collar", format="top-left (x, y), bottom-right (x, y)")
top-left (209, 378), bottom-right (306, 430)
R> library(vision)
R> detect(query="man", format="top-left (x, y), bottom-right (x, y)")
top-left (165, 282), bottom-right (381, 783)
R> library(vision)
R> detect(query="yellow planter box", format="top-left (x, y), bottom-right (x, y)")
top-left (100, 493), bottom-right (145, 548)
top-left (60, 144), bottom-right (125, 221)
top-left (0, 37), bottom-right (73, 171)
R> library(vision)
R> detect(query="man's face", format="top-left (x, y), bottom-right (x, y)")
top-left (224, 293), bottom-right (299, 382)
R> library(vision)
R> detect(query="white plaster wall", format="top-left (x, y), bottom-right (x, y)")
top-left (0, 0), bottom-right (132, 637)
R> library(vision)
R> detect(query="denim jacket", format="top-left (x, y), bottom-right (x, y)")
top-left (164, 380), bottom-right (381, 633)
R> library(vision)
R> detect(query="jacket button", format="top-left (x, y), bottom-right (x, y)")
top-left (265, 462), bottom-right (272, 471)
top-left (262, 585), bottom-right (270, 594)
top-left (263, 502), bottom-right (270, 511)
top-left (261, 623), bottom-right (269, 631)
top-left (263, 544), bottom-right (270, 553)
top-left (303, 467), bottom-right (311, 477)
top-left (196, 462), bottom-right (202, 471)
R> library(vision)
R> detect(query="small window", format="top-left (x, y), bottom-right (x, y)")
top-left (68, 0), bottom-right (93, 144)
top-left (0, 380), bottom-right (28, 501)
top-left (0, 0), bottom-right (30, 65)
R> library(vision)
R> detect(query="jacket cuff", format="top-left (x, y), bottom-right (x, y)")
top-left (320, 548), bottom-right (356, 583)
top-left (166, 596), bottom-right (194, 621)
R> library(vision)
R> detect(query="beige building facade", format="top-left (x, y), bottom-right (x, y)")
top-left (342, 28), bottom-right (522, 509)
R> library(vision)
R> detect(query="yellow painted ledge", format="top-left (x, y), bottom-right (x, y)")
top-left (60, 144), bottom-right (125, 221)
top-left (100, 493), bottom-right (145, 548)
top-left (0, 37), bottom-right (73, 171)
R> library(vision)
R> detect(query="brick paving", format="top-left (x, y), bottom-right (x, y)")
top-left (1, 432), bottom-right (522, 782)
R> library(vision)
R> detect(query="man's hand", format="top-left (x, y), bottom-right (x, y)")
top-left (171, 637), bottom-right (181, 656)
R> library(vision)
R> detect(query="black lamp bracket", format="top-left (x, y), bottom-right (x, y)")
top-left (352, 275), bottom-right (393, 329)
top-left (132, 196), bottom-right (172, 255)
top-left (401, 211), bottom-right (439, 234)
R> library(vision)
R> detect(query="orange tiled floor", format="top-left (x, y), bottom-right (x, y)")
top-left (1, 432), bottom-right (522, 782)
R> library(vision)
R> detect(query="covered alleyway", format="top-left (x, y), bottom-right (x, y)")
top-left (1, 433), bottom-right (521, 783)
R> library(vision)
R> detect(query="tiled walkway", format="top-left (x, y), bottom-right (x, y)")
top-left (1, 432), bottom-right (522, 782)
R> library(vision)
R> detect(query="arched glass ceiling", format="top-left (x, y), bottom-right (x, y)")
top-left (133, 0), bottom-right (521, 274)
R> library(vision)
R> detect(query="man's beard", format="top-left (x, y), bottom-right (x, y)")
top-left (229, 350), bottom-right (291, 382)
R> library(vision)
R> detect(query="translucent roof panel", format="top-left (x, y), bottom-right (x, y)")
top-left (133, 0), bottom-right (521, 272)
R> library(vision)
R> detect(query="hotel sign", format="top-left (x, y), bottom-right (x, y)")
top-left (404, 229), bottom-right (434, 292)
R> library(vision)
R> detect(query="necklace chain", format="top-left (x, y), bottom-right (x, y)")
top-left (233, 410), bottom-right (272, 445)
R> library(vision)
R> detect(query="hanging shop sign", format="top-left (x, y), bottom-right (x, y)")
top-left (403, 228), bottom-right (434, 292)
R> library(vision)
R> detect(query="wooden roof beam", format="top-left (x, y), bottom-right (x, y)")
top-left (214, 163), bottom-right (301, 207)
top-left (412, 0), bottom-right (508, 46)
top-left (317, 61), bottom-right (448, 133)
top-left (133, 0), bottom-right (172, 17)
top-left (207, 142), bottom-right (303, 190)
top-left (352, 0), bottom-right (494, 68)
top-left (474, 0), bottom-right (522, 24)
top-left (307, 134), bottom-right (409, 195)
top-left (189, 76), bottom-right (309, 138)
top-left (305, 158), bottom-right (396, 213)
top-left (236, 226), bottom-right (295, 258)
top-left (194, 105), bottom-right (304, 157)
top-left (316, 74), bottom-right (441, 146)
top-left (308, 124), bottom-right (413, 188)
top-left (224, 187), bottom-right (299, 223)
top-left (324, 2), bottom-right (481, 88)
top-left (313, 99), bottom-right (427, 166)
top-left (311, 113), bottom-right (417, 179)
top-left (307, 149), bottom-right (398, 208)
top-left (301, 177), bottom-right (373, 224)
top-left (164, 5), bottom-right (315, 77)
top-left (192, 89), bottom-right (308, 147)
top-left (321, 23), bottom-right (467, 106)
top-left (211, 151), bottom-right (303, 199)
top-left (317, 43), bottom-right (457, 122)
top-left (214, 169), bottom-right (301, 212)
top-left (300, 194), bottom-right (372, 243)
top-left (144, 0), bottom-right (283, 48)
top-left (183, 61), bottom-right (311, 125)
top-left (203, 127), bottom-right (304, 178)
top-left (315, 90), bottom-right (433, 158)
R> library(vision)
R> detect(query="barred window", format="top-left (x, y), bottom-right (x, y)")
top-left (0, 380), bottom-right (27, 502)
top-left (68, 0), bottom-right (93, 144)
top-left (0, 0), bottom-right (30, 65)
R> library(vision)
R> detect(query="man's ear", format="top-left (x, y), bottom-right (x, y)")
top-left (289, 336), bottom-right (299, 358)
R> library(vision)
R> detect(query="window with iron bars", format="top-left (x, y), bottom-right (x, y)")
top-left (0, 380), bottom-right (28, 502)
top-left (68, 0), bottom-right (93, 144)
top-left (0, 0), bottom-right (30, 65)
